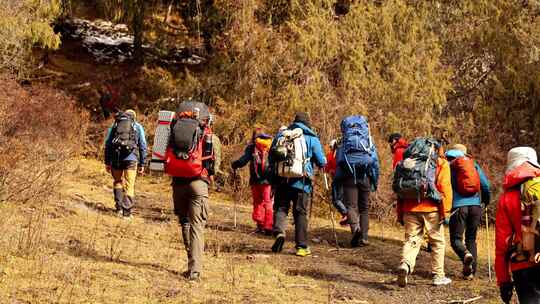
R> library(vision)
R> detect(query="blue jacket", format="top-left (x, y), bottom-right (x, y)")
top-left (104, 122), bottom-right (147, 167)
top-left (269, 122), bottom-right (327, 193)
top-left (446, 149), bottom-right (491, 208)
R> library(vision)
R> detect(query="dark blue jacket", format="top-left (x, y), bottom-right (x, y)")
top-left (232, 143), bottom-right (270, 185)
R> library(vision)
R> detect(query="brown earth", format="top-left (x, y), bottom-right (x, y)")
top-left (0, 158), bottom-right (499, 303)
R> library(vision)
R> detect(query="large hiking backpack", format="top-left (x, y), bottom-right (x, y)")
top-left (513, 177), bottom-right (540, 263)
top-left (164, 101), bottom-right (214, 178)
top-left (392, 137), bottom-right (441, 203)
top-left (336, 115), bottom-right (376, 178)
top-left (272, 128), bottom-right (308, 178)
top-left (450, 156), bottom-right (481, 196)
top-left (111, 112), bottom-right (137, 158)
top-left (253, 136), bottom-right (272, 179)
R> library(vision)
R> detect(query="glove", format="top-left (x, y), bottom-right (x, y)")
top-left (231, 162), bottom-right (238, 170)
top-left (443, 217), bottom-right (450, 226)
top-left (499, 282), bottom-right (513, 304)
top-left (482, 193), bottom-right (490, 206)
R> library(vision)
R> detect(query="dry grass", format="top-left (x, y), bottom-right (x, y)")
top-left (0, 158), bottom-right (500, 304)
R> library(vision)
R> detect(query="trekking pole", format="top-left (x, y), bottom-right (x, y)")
top-left (438, 208), bottom-right (459, 225)
top-left (324, 173), bottom-right (340, 250)
top-left (232, 169), bottom-right (238, 229)
top-left (485, 207), bottom-right (493, 282)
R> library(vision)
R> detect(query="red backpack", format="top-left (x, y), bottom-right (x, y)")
top-left (164, 102), bottom-right (214, 178)
top-left (450, 156), bottom-right (481, 196)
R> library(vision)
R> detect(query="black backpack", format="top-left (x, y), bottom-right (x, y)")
top-left (171, 118), bottom-right (202, 159)
top-left (111, 112), bottom-right (137, 158)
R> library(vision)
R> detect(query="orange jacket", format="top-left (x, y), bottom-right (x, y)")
top-left (397, 157), bottom-right (453, 218)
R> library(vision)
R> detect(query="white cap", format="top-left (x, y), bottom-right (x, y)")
top-left (506, 147), bottom-right (540, 173)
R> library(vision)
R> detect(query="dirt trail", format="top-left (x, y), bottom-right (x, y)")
top-left (0, 159), bottom-right (499, 303)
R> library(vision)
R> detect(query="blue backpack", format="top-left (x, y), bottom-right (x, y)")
top-left (336, 115), bottom-right (376, 179)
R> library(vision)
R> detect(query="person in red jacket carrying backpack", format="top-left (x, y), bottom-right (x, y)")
top-left (496, 147), bottom-right (540, 304)
top-left (231, 129), bottom-right (274, 235)
top-left (445, 144), bottom-right (491, 280)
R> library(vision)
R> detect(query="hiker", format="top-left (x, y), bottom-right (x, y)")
top-left (496, 147), bottom-right (540, 304)
top-left (335, 115), bottom-right (379, 247)
top-left (325, 139), bottom-right (348, 226)
top-left (164, 100), bottom-right (214, 281)
top-left (389, 133), bottom-right (431, 252)
top-left (393, 138), bottom-right (453, 287)
top-left (98, 82), bottom-right (119, 119)
top-left (269, 112), bottom-right (326, 257)
top-left (208, 113), bottom-right (224, 191)
top-left (231, 128), bottom-right (274, 234)
top-left (445, 144), bottom-right (491, 280)
top-left (104, 109), bottom-right (147, 218)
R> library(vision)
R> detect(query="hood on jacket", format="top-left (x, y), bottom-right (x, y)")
top-left (391, 137), bottom-right (408, 153)
top-left (289, 122), bottom-right (317, 137)
top-left (506, 147), bottom-right (540, 173)
top-left (503, 161), bottom-right (540, 190)
top-left (445, 149), bottom-right (465, 160)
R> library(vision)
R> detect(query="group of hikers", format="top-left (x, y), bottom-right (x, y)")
top-left (103, 100), bottom-right (540, 303)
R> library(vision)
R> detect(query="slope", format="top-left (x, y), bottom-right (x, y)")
top-left (0, 158), bottom-right (499, 303)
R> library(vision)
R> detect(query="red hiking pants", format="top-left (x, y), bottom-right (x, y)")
top-left (251, 184), bottom-right (273, 230)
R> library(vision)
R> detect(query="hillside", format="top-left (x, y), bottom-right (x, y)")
top-left (0, 158), bottom-right (498, 303)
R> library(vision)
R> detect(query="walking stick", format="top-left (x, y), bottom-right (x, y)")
top-left (485, 207), bottom-right (492, 281)
top-left (324, 173), bottom-right (340, 250)
top-left (232, 169), bottom-right (238, 229)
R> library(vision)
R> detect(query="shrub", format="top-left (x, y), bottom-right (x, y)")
top-left (0, 74), bottom-right (89, 204)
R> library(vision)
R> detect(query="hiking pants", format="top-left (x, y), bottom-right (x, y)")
top-left (331, 179), bottom-right (347, 215)
top-left (172, 179), bottom-right (209, 275)
top-left (111, 161), bottom-right (137, 214)
top-left (343, 176), bottom-right (370, 241)
top-left (251, 184), bottom-right (273, 231)
top-left (401, 212), bottom-right (446, 277)
top-left (513, 266), bottom-right (540, 303)
top-left (449, 205), bottom-right (482, 273)
top-left (273, 186), bottom-right (310, 248)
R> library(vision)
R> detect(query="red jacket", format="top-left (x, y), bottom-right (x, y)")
top-left (495, 162), bottom-right (540, 286)
top-left (325, 149), bottom-right (337, 177)
top-left (391, 138), bottom-right (408, 169)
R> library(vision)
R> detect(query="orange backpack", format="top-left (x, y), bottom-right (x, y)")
top-left (450, 156), bottom-right (481, 196)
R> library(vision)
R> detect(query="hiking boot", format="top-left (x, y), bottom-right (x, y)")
top-left (463, 252), bottom-right (474, 277)
top-left (123, 214), bottom-right (133, 221)
top-left (263, 229), bottom-right (273, 236)
top-left (339, 215), bottom-right (349, 226)
top-left (432, 275), bottom-right (452, 286)
top-left (350, 230), bottom-right (362, 248)
top-left (397, 264), bottom-right (409, 288)
top-left (187, 272), bottom-right (200, 281)
top-left (271, 233), bottom-right (285, 253)
top-left (358, 239), bottom-right (369, 247)
top-left (116, 210), bottom-right (124, 218)
top-left (295, 247), bottom-right (312, 257)
top-left (464, 273), bottom-right (474, 281)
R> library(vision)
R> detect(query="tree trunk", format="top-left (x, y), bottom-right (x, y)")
top-left (132, 0), bottom-right (146, 63)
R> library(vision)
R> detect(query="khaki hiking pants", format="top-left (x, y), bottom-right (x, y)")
top-left (172, 179), bottom-right (209, 275)
top-left (111, 162), bottom-right (137, 213)
top-left (401, 211), bottom-right (446, 277)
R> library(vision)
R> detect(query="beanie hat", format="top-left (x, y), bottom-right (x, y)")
top-left (387, 133), bottom-right (402, 143)
top-left (506, 147), bottom-right (540, 173)
top-left (451, 144), bottom-right (467, 155)
top-left (294, 112), bottom-right (311, 127)
top-left (125, 109), bottom-right (136, 120)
